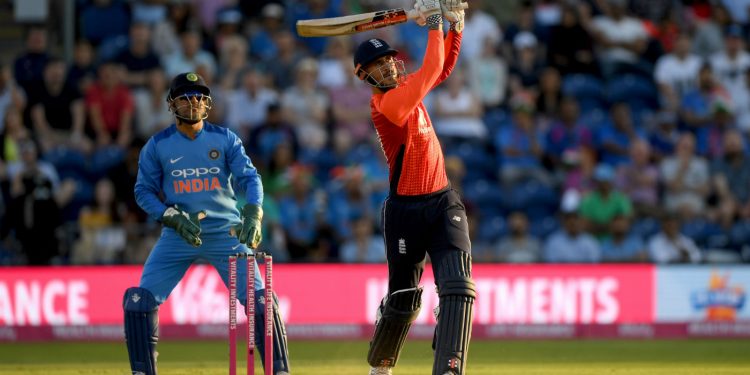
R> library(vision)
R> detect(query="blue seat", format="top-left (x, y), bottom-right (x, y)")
top-left (483, 108), bottom-right (511, 133)
top-left (632, 217), bottom-right (659, 239)
top-left (562, 74), bottom-right (604, 99)
top-left (605, 74), bottom-right (659, 110)
top-left (463, 179), bottom-right (505, 210)
top-left (529, 216), bottom-right (559, 240)
top-left (477, 214), bottom-right (507, 243)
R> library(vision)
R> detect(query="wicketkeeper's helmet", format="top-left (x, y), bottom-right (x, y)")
top-left (167, 72), bottom-right (213, 122)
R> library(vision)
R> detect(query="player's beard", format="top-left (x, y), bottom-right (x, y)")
top-left (175, 103), bottom-right (206, 125)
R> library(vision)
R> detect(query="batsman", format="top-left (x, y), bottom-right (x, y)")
top-left (123, 72), bottom-right (291, 375)
top-left (353, 1), bottom-right (475, 374)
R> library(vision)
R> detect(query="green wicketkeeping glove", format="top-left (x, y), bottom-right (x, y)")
top-left (231, 204), bottom-right (263, 249)
top-left (162, 206), bottom-right (206, 247)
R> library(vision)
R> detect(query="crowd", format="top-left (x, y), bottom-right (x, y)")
top-left (1, 0), bottom-right (750, 265)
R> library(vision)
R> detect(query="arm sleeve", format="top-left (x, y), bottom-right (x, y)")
top-left (432, 31), bottom-right (462, 89)
top-left (134, 138), bottom-right (168, 221)
top-left (377, 30), bottom-right (446, 125)
top-left (227, 130), bottom-right (263, 206)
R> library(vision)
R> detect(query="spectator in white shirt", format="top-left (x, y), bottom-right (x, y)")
top-left (660, 133), bottom-right (710, 218)
top-left (461, 0), bottom-right (502, 61)
top-left (648, 213), bottom-right (701, 263)
top-left (225, 68), bottom-right (279, 140)
top-left (162, 29), bottom-right (217, 79)
top-left (710, 24), bottom-right (750, 119)
top-left (589, 0), bottom-right (648, 78)
top-left (543, 190), bottom-right (601, 263)
top-left (654, 33), bottom-right (702, 111)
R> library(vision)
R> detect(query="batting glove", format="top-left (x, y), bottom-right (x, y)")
top-left (231, 203), bottom-right (263, 249)
top-left (441, 0), bottom-right (466, 32)
top-left (414, 0), bottom-right (443, 29)
top-left (162, 206), bottom-right (206, 247)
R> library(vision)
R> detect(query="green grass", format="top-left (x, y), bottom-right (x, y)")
top-left (1, 339), bottom-right (749, 374)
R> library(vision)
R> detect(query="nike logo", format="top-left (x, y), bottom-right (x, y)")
top-left (170, 156), bottom-right (184, 164)
top-left (232, 243), bottom-right (242, 250)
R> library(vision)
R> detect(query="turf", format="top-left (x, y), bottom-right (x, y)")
top-left (1, 339), bottom-right (749, 374)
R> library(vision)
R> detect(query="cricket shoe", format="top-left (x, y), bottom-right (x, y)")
top-left (369, 366), bottom-right (393, 375)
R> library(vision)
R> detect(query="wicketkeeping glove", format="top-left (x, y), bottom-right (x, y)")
top-left (162, 206), bottom-right (206, 247)
top-left (231, 204), bottom-right (263, 249)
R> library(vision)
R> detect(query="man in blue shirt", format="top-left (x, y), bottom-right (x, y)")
top-left (123, 72), bottom-right (290, 375)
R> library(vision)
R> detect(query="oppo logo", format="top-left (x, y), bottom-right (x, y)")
top-left (171, 167), bottom-right (221, 178)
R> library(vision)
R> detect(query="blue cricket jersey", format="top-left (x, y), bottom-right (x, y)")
top-left (134, 122), bottom-right (263, 235)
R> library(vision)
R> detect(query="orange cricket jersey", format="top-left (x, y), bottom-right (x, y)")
top-left (371, 30), bottom-right (462, 196)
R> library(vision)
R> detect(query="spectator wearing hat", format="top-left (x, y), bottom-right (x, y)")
top-left (660, 133), bottom-right (710, 218)
top-left (647, 213), bottom-right (702, 263)
top-left (509, 31), bottom-right (545, 94)
top-left (579, 163), bottom-right (633, 238)
top-left (543, 189), bottom-right (601, 263)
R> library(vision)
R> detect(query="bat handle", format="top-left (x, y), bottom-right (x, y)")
top-left (405, 2), bottom-right (469, 20)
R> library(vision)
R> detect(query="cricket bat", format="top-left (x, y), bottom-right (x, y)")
top-left (296, 3), bottom-right (468, 37)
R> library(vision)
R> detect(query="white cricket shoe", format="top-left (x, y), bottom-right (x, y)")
top-left (369, 366), bottom-right (393, 375)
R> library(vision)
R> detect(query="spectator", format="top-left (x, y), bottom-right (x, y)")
top-left (599, 215), bottom-right (647, 262)
top-left (0, 64), bottom-right (26, 130)
top-left (466, 35), bottom-right (508, 109)
top-left (561, 147), bottom-right (597, 194)
top-left (711, 129), bottom-right (750, 225)
top-left (28, 58), bottom-right (89, 153)
top-left (710, 24), bottom-right (750, 114)
top-left (278, 165), bottom-right (324, 260)
top-left (660, 133), bottom-right (710, 218)
top-left (79, 0), bottom-right (130, 47)
top-left (288, 0), bottom-right (340, 56)
top-left (654, 32), bottom-right (702, 111)
top-left (205, 7), bottom-right (244, 57)
top-left (589, 0), bottom-right (649, 78)
top-left (71, 178), bottom-right (126, 264)
top-left (598, 102), bottom-right (644, 166)
top-left (329, 67), bottom-right (372, 144)
top-left (280, 58), bottom-right (329, 153)
top-left (547, 4), bottom-right (596, 76)
top-left (432, 68), bottom-right (487, 141)
top-left (4, 140), bottom-right (75, 265)
top-left (502, 0), bottom-right (534, 60)
top-left (162, 29), bottom-right (217, 79)
top-left (615, 139), bottom-right (660, 216)
top-left (262, 142), bottom-right (296, 198)
top-left (494, 211), bottom-right (542, 263)
top-left (462, 0), bottom-right (502, 61)
top-left (543, 190), bottom-right (601, 263)
top-left (116, 22), bottom-right (161, 89)
top-left (647, 213), bottom-right (702, 263)
top-left (226, 68), bottom-right (279, 140)
top-left (132, 69), bottom-right (172, 139)
top-left (339, 213), bottom-right (385, 263)
top-left (316, 36), bottom-right (352, 90)
top-left (249, 3), bottom-right (287, 61)
top-left (697, 98), bottom-right (735, 158)
top-left (496, 94), bottom-right (549, 186)
top-left (535, 67), bottom-right (563, 123)
top-left (692, 3), bottom-right (730, 59)
top-left (263, 30), bottom-right (306, 90)
top-left (0, 110), bottom-right (30, 163)
top-left (508, 31), bottom-right (545, 94)
top-left (545, 96), bottom-right (593, 168)
top-left (648, 110), bottom-right (680, 161)
top-left (85, 61), bottom-right (134, 148)
top-left (216, 35), bottom-right (248, 91)
top-left (579, 164), bottom-right (633, 238)
top-left (66, 39), bottom-right (97, 95)
top-left (248, 102), bottom-right (299, 166)
top-left (720, 0), bottom-right (750, 25)
top-left (14, 26), bottom-right (49, 95)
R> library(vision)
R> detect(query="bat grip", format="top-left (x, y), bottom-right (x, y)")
top-left (405, 2), bottom-right (469, 20)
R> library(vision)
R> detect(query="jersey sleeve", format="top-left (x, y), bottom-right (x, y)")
top-left (134, 138), bottom-right (168, 221)
top-left (432, 31), bottom-right (462, 89)
top-left (227, 130), bottom-right (263, 206)
top-left (376, 29), bottom-right (446, 125)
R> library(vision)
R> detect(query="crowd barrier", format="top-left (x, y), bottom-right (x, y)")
top-left (0, 264), bottom-right (747, 341)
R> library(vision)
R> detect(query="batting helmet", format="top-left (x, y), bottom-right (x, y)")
top-left (353, 38), bottom-right (398, 76)
top-left (168, 72), bottom-right (210, 101)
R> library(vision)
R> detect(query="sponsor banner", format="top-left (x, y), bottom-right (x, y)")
top-left (3, 323), bottom-right (750, 342)
top-left (655, 266), bottom-right (749, 322)
top-left (0, 264), bottom-right (654, 329)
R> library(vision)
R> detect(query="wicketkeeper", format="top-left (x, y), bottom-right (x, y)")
top-left (352, 1), bottom-right (475, 374)
top-left (123, 72), bottom-right (291, 375)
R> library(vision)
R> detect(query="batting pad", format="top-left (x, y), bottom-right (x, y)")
top-left (123, 287), bottom-right (159, 375)
top-left (433, 252), bottom-right (475, 375)
top-left (253, 290), bottom-right (291, 373)
top-left (367, 287), bottom-right (424, 367)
